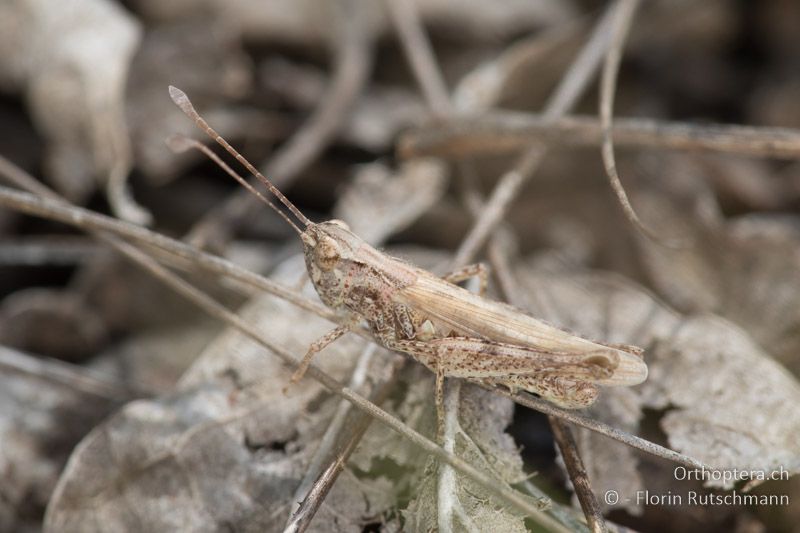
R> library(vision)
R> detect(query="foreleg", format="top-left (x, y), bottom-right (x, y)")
top-left (288, 324), bottom-right (352, 385)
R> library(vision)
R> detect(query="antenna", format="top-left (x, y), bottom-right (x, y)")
top-left (166, 135), bottom-right (303, 236)
top-left (168, 86), bottom-right (313, 229)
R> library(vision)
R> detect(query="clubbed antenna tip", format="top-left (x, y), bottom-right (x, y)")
top-left (168, 86), bottom-right (193, 116)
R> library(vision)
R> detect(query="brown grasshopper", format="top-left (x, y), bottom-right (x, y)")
top-left (169, 86), bottom-right (647, 426)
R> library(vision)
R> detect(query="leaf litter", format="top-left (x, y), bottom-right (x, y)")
top-left (1, 1), bottom-right (800, 532)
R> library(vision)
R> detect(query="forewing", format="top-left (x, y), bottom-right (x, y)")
top-left (396, 273), bottom-right (648, 386)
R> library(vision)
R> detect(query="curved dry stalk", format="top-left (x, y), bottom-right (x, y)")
top-left (187, 0), bottom-right (373, 248)
top-left (452, 1), bottom-right (621, 268)
top-left (598, 0), bottom-right (684, 248)
top-left (92, 93), bottom-right (152, 226)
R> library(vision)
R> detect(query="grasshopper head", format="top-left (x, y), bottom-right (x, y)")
top-left (300, 220), bottom-right (362, 308)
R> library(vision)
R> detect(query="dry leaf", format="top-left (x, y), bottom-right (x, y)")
top-left (403, 384), bottom-right (539, 533)
top-left (44, 256), bottom-right (398, 531)
top-left (631, 156), bottom-right (800, 368)
top-left (642, 315), bottom-right (800, 488)
top-left (0, 0), bottom-right (144, 221)
top-left (0, 346), bottom-right (127, 531)
top-left (516, 257), bottom-right (800, 504)
top-left (0, 288), bottom-right (107, 362)
top-left (89, 319), bottom-right (222, 395)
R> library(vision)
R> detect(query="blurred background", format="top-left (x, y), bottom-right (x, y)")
top-left (1, 1), bottom-right (800, 531)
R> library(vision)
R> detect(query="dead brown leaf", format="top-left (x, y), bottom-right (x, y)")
top-left (516, 258), bottom-right (800, 504)
top-left (0, 0), bottom-right (143, 221)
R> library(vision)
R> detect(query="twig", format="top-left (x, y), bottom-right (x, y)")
top-left (550, 417), bottom-right (607, 533)
top-left (542, 6), bottom-right (619, 119)
top-left (283, 455), bottom-right (346, 533)
top-left (451, 1), bottom-right (621, 268)
top-left (399, 112), bottom-right (800, 160)
top-left (186, 0), bottom-right (373, 248)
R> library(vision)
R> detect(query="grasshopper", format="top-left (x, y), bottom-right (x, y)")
top-left (169, 86), bottom-right (647, 428)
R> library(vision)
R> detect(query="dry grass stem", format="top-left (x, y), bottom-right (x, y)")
top-left (0, 237), bottom-right (101, 266)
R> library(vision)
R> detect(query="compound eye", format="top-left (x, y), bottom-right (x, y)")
top-left (315, 235), bottom-right (341, 271)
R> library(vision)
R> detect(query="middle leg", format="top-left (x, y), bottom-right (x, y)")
top-left (442, 263), bottom-right (489, 296)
